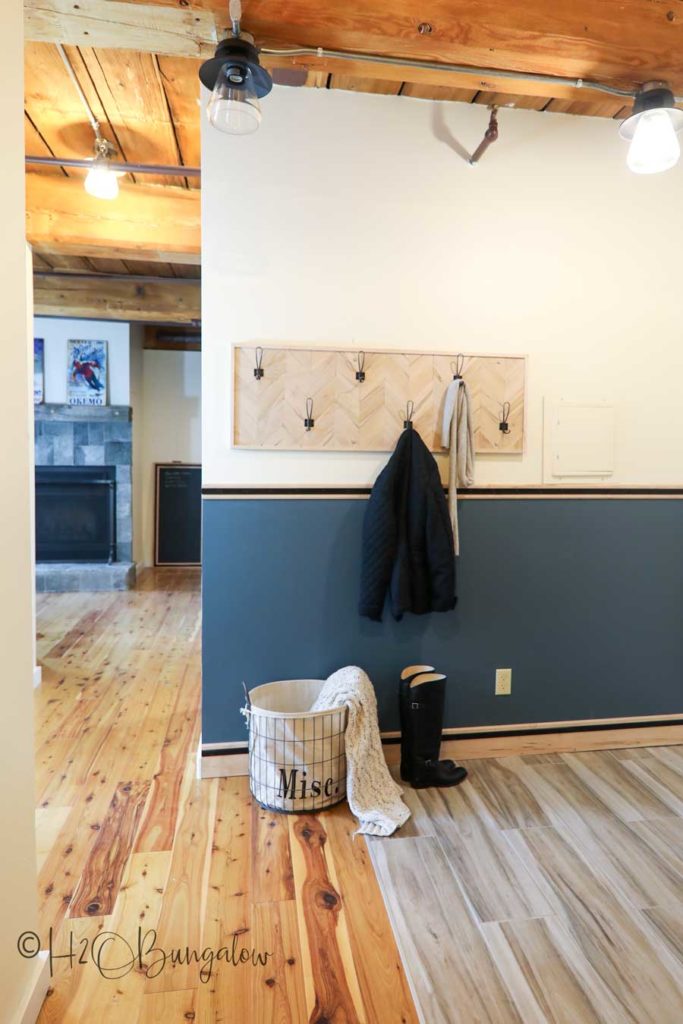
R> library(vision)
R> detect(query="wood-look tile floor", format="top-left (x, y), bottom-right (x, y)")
top-left (34, 570), bottom-right (683, 1023)
top-left (34, 569), bottom-right (415, 1024)
top-left (370, 749), bottom-right (683, 1024)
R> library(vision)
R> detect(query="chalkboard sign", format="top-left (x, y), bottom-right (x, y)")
top-left (155, 463), bottom-right (201, 566)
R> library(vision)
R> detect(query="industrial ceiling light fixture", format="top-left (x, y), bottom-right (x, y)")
top-left (84, 136), bottom-right (123, 201)
top-left (619, 82), bottom-right (683, 174)
top-left (56, 43), bottom-right (123, 200)
top-left (199, 0), bottom-right (272, 135)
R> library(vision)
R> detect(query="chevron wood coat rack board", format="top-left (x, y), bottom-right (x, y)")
top-left (232, 345), bottom-right (526, 453)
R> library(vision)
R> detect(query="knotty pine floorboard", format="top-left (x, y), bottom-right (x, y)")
top-left (34, 569), bottom-right (418, 1024)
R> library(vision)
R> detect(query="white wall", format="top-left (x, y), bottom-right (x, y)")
top-left (0, 2), bottom-right (43, 1019)
top-left (129, 325), bottom-right (145, 565)
top-left (34, 316), bottom-right (131, 405)
top-left (202, 87), bottom-right (683, 487)
top-left (130, 337), bottom-right (201, 566)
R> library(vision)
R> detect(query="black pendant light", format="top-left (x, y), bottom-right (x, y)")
top-left (199, 30), bottom-right (272, 136)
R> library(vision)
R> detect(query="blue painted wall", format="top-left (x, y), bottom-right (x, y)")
top-left (202, 497), bottom-right (683, 744)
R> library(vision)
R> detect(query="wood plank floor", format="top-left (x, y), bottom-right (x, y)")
top-left (370, 750), bottom-right (683, 1024)
top-left (34, 569), bottom-right (416, 1024)
top-left (34, 569), bottom-right (683, 1022)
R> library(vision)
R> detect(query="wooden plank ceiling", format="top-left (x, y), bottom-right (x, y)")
top-left (26, 0), bottom-right (683, 105)
top-left (24, 0), bottom-right (683, 318)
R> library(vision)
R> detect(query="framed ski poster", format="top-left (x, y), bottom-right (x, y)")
top-left (67, 339), bottom-right (108, 406)
top-left (33, 337), bottom-right (44, 405)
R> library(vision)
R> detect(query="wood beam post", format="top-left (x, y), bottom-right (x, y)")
top-left (33, 273), bottom-right (201, 323)
top-left (24, 0), bottom-right (217, 57)
top-left (26, 172), bottom-right (200, 264)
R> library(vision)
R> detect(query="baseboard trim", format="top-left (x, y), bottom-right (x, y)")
top-left (9, 951), bottom-right (50, 1024)
top-left (202, 739), bottom-right (248, 753)
top-left (388, 722), bottom-right (683, 763)
top-left (382, 712), bottom-right (683, 742)
top-left (200, 716), bottom-right (683, 778)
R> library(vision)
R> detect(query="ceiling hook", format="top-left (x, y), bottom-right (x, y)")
top-left (469, 106), bottom-right (499, 165)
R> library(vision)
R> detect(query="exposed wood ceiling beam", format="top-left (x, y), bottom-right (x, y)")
top-left (32, 272), bottom-right (200, 323)
top-left (248, 0), bottom-right (683, 94)
top-left (26, 172), bottom-right (200, 264)
top-left (32, 249), bottom-right (201, 277)
top-left (25, 0), bottom-right (683, 96)
top-left (24, 0), bottom-right (217, 58)
top-left (36, 269), bottom-right (197, 285)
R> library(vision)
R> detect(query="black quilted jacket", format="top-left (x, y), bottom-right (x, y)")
top-left (359, 427), bottom-right (456, 621)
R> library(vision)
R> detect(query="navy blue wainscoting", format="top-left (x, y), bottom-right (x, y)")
top-left (201, 496), bottom-right (683, 745)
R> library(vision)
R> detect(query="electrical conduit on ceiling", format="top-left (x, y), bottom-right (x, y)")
top-left (25, 156), bottom-right (200, 176)
top-left (259, 45), bottom-right (683, 105)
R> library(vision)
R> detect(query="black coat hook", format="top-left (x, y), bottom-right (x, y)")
top-left (403, 400), bottom-right (415, 428)
top-left (304, 397), bottom-right (315, 431)
top-left (450, 354), bottom-right (465, 380)
top-left (254, 346), bottom-right (264, 380)
top-left (355, 351), bottom-right (366, 382)
top-left (499, 401), bottom-right (511, 434)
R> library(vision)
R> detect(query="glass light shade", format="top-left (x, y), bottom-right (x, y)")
top-left (84, 159), bottom-right (120, 200)
top-left (206, 64), bottom-right (261, 135)
top-left (627, 108), bottom-right (681, 174)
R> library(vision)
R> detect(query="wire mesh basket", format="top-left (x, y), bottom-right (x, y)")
top-left (244, 678), bottom-right (347, 813)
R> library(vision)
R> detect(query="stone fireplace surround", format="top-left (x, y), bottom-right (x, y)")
top-left (34, 404), bottom-right (135, 591)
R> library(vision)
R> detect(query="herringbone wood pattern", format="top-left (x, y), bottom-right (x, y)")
top-left (234, 346), bottom-right (525, 453)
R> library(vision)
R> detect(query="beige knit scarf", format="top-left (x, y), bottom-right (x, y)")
top-left (441, 378), bottom-right (475, 555)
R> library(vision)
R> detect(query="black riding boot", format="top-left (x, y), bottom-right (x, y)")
top-left (399, 665), bottom-right (433, 781)
top-left (399, 671), bottom-right (468, 788)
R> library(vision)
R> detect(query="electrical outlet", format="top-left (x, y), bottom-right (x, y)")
top-left (495, 668), bottom-right (512, 696)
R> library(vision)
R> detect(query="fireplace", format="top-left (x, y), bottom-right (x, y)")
top-left (34, 404), bottom-right (135, 590)
top-left (36, 465), bottom-right (116, 563)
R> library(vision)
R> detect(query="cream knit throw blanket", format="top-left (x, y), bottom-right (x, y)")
top-left (311, 666), bottom-right (411, 836)
top-left (441, 377), bottom-right (475, 555)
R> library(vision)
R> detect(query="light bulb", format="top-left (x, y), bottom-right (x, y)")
top-left (206, 63), bottom-right (261, 135)
top-left (627, 108), bottom-right (681, 174)
top-left (84, 158), bottom-right (120, 200)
